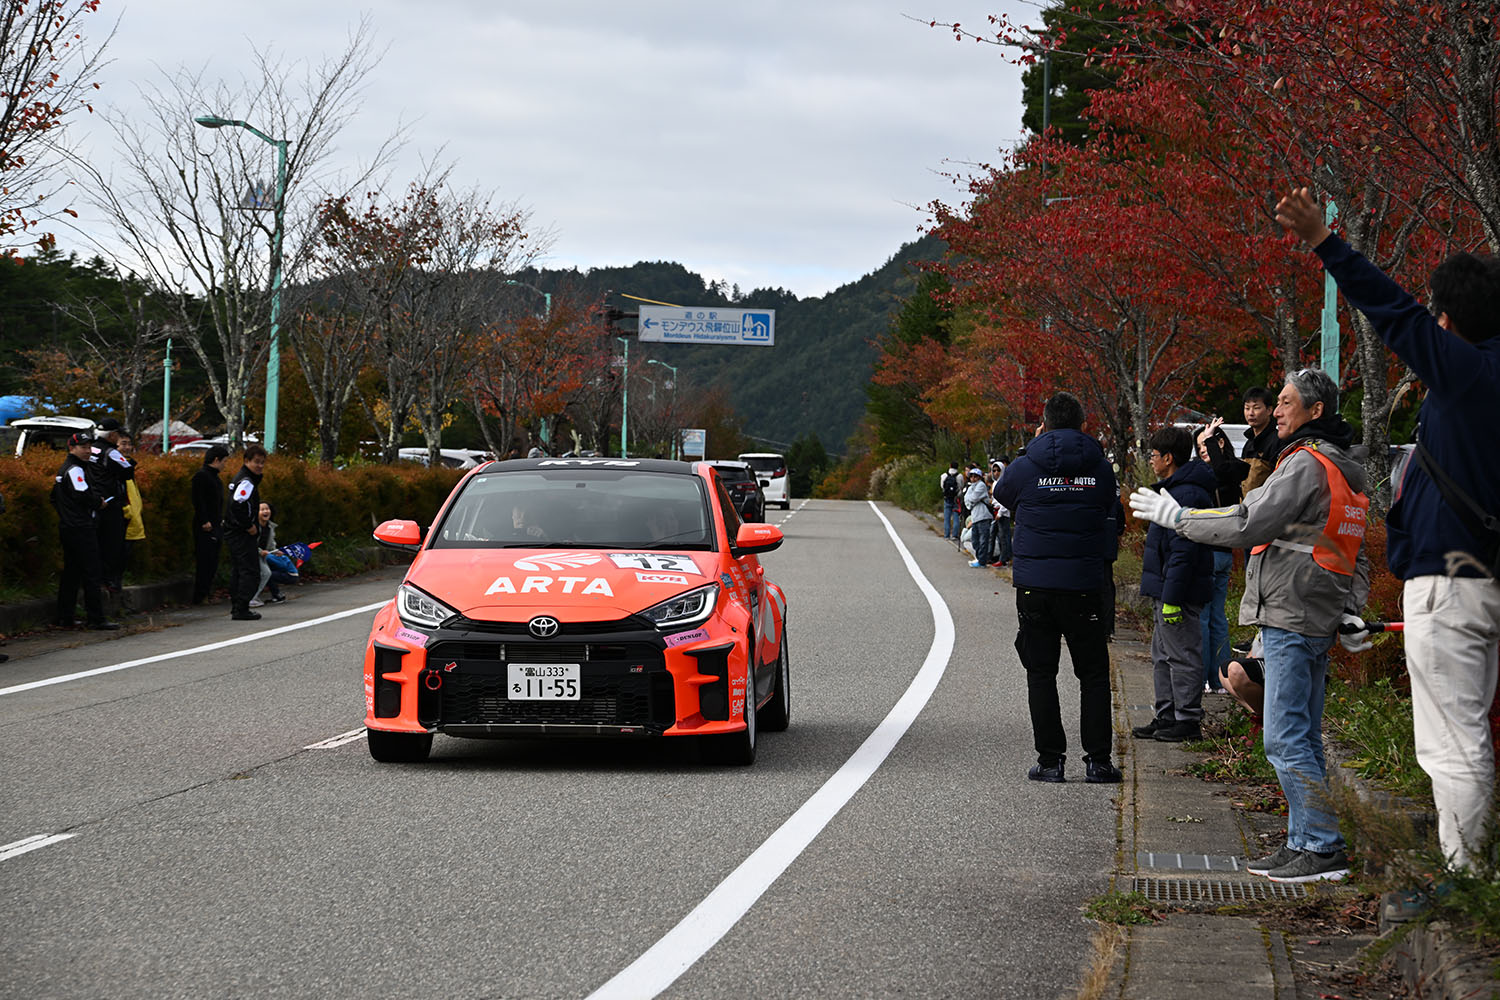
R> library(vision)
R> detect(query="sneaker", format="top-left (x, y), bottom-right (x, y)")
top-left (1027, 759), bottom-right (1065, 783)
top-left (267, 593), bottom-right (286, 604)
top-left (1084, 758), bottom-right (1122, 783)
top-left (87, 620), bottom-right (122, 631)
top-left (1153, 720), bottom-right (1203, 742)
top-left (1131, 716), bottom-right (1170, 739)
top-left (968, 560), bottom-right (982, 567)
top-left (1204, 682), bottom-right (1213, 693)
top-left (1266, 848), bottom-right (1350, 883)
top-left (231, 610), bottom-right (262, 621)
top-left (1246, 844), bottom-right (1300, 875)
top-left (248, 598), bottom-right (264, 608)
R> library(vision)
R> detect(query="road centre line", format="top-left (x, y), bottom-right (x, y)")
top-left (0, 602), bottom-right (389, 699)
top-left (588, 499), bottom-right (955, 1000)
top-left (305, 727), bottom-right (367, 750)
top-left (1, 833), bottom-right (76, 863)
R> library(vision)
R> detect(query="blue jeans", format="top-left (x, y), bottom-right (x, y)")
top-left (942, 500), bottom-right (961, 539)
top-left (970, 518), bottom-right (993, 565)
top-left (1260, 627), bottom-right (1342, 853)
top-left (995, 517), bottom-right (1013, 563)
top-left (1200, 549), bottom-right (1233, 688)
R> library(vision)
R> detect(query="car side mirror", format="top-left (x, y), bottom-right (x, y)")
top-left (374, 518), bottom-right (423, 552)
top-left (731, 522), bottom-right (783, 557)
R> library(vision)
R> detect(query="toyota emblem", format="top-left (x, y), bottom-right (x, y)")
top-left (528, 616), bottom-right (561, 639)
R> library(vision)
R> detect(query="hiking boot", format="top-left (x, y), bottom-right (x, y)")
top-left (1084, 758), bottom-right (1122, 783)
top-left (1131, 716), bottom-right (1170, 739)
top-left (1153, 720), bottom-right (1202, 742)
top-left (1027, 759), bottom-right (1065, 783)
top-left (1246, 844), bottom-right (1300, 875)
top-left (1266, 849), bottom-right (1350, 883)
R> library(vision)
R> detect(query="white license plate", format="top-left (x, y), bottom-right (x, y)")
top-left (507, 663), bottom-right (581, 701)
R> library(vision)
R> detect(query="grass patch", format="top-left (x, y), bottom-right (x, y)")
top-left (1324, 677), bottom-right (1431, 801)
top-left (1083, 890), bottom-right (1156, 925)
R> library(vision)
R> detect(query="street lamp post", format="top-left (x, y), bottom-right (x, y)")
top-left (618, 336), bottom-right (630, 458)
top-left (647, 358), bottom-right (679, 458)
top-left (194, 114), bottom-right (289, 453)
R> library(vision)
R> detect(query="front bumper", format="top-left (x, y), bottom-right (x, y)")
top-left (362, 605), bottom-right (749, 739)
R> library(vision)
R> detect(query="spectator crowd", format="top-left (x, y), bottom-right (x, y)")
top-left (938, 185), bottom-right (1499, 894)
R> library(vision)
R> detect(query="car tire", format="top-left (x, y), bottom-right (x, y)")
top-left (759, 626), bottom-right (790, 732)
top-left (367, 727), bottom-right (433, 763)
top-left (704, 662), bottom-right (757, 766)
top-left (781, 500), bottom-right (791, 510)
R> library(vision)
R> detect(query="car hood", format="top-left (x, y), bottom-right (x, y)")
top-left (407, 547), bottom-right (720, 622)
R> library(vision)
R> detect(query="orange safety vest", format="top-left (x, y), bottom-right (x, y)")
top-left (1251, 444), bottom-right (1368, 576)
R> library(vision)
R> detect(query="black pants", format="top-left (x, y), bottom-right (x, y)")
top-left (96, 506), bottom-right (125, 590)
top-left (57, 527), bottom-right (106, 625)
top-left (193, 529), bottom-right (222, 602)
top-left (1014, 586), bottom-right (1113, 764)
top-left (225, 529), bottom-right (260, 614)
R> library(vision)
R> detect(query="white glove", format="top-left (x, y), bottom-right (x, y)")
top-left (1128, 486), bottom-right (1182, 528)
top-left (1338, 613), bottom-right (1373, 653)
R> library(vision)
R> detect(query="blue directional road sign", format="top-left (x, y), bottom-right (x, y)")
top-left (637, 305), bottom-right (775, 346)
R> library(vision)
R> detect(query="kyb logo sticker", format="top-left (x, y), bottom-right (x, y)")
top-left (514, 551), bottom-right (602, 572)
top-left (635, 572), bottom-right (690, 585)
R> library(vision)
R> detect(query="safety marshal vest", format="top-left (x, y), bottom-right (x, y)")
top-left (1251, 444), bottom-right (1369, 576)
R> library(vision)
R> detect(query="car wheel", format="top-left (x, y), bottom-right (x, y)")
top-left (704, 662), bottom-right (757, 765)
top-left (781, 499), bottom-right (791, 510)
top-left (367, 727), bottom-right (433, 763)
top-left (759, 626), bottom-right (790, 732)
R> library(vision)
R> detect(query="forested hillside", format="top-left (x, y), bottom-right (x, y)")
top-left (0, 238), bottom-right (941, 454)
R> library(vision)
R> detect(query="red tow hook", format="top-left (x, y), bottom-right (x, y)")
top-left (422, 669), bottom-right (443, 691)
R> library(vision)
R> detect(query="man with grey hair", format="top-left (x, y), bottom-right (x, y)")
top-left (1131, 366), bottom-right (1372, 883)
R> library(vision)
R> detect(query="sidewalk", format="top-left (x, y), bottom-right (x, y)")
top-left (1108, 631), bottom-right (1306, 999)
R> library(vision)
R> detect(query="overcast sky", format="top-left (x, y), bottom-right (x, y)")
top-left (61, 0), bottom-right (1037, 299)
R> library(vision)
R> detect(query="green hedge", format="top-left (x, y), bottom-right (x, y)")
top-left (0, 450), bottom-right (462, 598)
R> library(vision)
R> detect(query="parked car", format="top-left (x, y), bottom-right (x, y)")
top-left (363, 456), bottom-right (790, 765)
top-left (171, 434), bottom-right (257, 454)
top-left (397, 447), bottom-right (493, 469)
top-left (8, 415), bottom-right (97, 457)
top-left (708, 460), bottom-right (766, 522)
top-left (738, 451), bottom-right (790, 509)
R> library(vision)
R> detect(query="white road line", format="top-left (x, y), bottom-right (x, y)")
top-left (0, 833), bottom-right (76, 862)
top-left (588, 499), bottom-right (955, 1000)
top-left (304, 727), bottom-right (367, 750)
top-left (0, 601), bottom-right (390, 698)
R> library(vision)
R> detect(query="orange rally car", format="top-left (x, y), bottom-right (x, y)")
top-left (362, 457), bottom-right (789, 765)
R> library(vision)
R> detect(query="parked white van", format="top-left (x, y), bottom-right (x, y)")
top-left (737, 452), bottom-right (789, 509)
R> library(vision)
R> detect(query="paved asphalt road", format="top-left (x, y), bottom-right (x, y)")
top-left (0, 500), bottom-right (1118, 999)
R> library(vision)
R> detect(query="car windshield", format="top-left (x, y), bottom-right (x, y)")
top-left (430, 468), bottom-right (714, 550)
top-left (743, 456), bottom-right (782, 474)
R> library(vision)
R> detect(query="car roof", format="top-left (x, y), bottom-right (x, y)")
top-left (737, 451), bottom-right (783, 458)
top-left (477, 457), bottom-right (701, 475)
top-left (10, 415), bottom-right (97, 430)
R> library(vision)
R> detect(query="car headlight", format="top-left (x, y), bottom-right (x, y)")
top-left (641, 583), bottom-right (718, 630)
top-left (397, 583), bottom-right (459, 629)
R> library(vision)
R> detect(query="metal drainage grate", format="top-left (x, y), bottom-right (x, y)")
top-left (1133, 876), bottom-right (1307, 903)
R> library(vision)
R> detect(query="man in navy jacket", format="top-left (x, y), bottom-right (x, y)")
top-left (1278, 187), bottom-right (1500, 873)
top-left (1133, 426), bottom-right (1217, 743)
top-left (996, 392), bottom-right (1121, 784)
